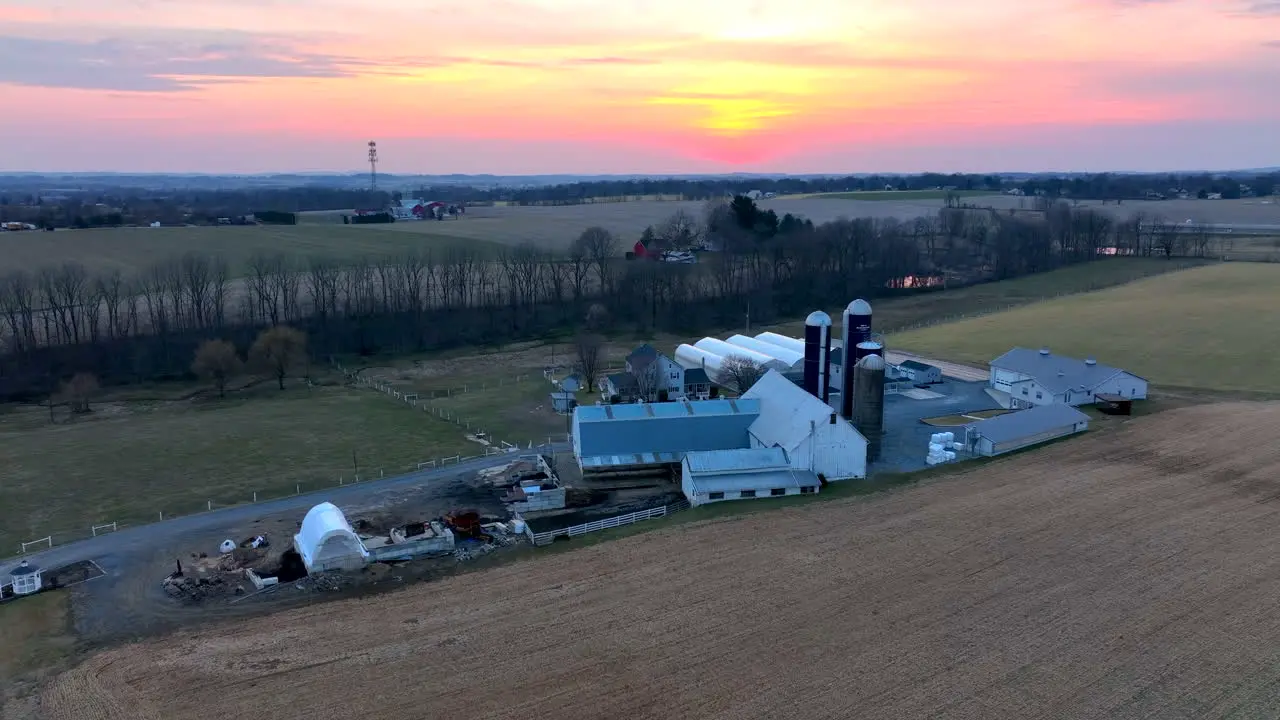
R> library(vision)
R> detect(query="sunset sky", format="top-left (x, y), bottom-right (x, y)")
top-left (2, 0), bottom-right (1278, 174)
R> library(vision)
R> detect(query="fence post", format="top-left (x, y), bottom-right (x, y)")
top-left (253, 491), bottom-right (258, 503)
top-left (208, 500), bottom-right (212, 511)
top-left (159, 511), bottom-right (164, 521)
top-left (296, 483), bottom-right (300, 495)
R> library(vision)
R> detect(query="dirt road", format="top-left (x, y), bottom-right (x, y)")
top-left (40, 403), bottom-right (1280, 719)
top-left (0, 448), bottom-right (560, 642)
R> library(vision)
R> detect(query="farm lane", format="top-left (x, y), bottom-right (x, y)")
top-left (0, 446), bottom-right (566, 580)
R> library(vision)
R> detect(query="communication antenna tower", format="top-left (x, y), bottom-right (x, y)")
top-left (367, 141), bottom-right (379, 191)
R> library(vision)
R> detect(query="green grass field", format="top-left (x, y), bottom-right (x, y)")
top-left (0, 383), bottom-right (475, 553)
top-left (812, 190), bottom-right (996, 201)
top-left (760, 258), bottom-right (1209, 338)
top-left (0, 224), bottom-right (501, 275)
top-left (891, 262), bottom-right (1280, 394)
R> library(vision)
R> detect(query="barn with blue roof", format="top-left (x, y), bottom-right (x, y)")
top-left (572, 398), bottom-right (761, 473)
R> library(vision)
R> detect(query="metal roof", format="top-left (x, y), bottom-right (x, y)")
top-left (966, 404), bottom-right (1090, 444)
top-left (990, 347), bottom-right (1137, 395)
top-left (683, 447), bottom-right (790, 475)
top-left (10, 561), bottom-right (39, 576)
top-left (576, 398), bottom-right (760, 422)
top-left (688, 467), bottom-right (819, 495)
top-left (899, 359), bottom-right (936, 371)
top-left (574, 399), bottom-right (761, 468)
top-left (605, 372), bottom-right (638, 392)
top-left (742, 370), bottom-right (861, 453)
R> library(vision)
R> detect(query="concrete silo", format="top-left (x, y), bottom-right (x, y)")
top-left (852, 354), bottom-right (886, 462)
top-left (803, 311), bottom-right (832, 403)
top-left (840, 299), bottom-right (873, 419)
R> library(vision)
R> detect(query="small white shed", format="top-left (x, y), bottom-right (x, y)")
top-left (293, 502), bottom-right (369, 573)
top-left (9, 560), bottom-right (43, 595)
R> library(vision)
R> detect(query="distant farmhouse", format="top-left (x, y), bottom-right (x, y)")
top-left (601, 344), bottom-right (713, 403)
top-left (989, 348), bottom-right (1147, 409)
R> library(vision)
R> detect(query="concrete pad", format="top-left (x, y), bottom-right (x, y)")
top-left (902, 389), bottom-right (945, 400)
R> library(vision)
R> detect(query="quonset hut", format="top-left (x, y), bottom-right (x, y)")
top-left (293, 502), bottom-right (369, 573)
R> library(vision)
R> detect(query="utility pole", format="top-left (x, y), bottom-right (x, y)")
top-left (745, 302), bottom-right (751, 334)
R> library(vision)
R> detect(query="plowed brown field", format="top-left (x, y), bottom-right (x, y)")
top-left (42, 403), bottom-right (1280, 720)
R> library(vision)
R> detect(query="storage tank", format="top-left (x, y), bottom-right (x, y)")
top-left (755, 332), bottom-right (806, 355)
top-left (725, 334), bottom-right (804, 367)
top-left (854, 341), bottom-right (884, 362)
top-left (694, 337), bottom-right (788, 372)
top-left (803, 311), bottom-right (833, 402)
top-left (840, 299), bottom-right (872, 420)
top-left (852, 354), bottom-right (886, 462)
top-left (674, 344), bottom-right (724, 375)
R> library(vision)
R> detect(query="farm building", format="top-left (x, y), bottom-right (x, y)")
top-left (293, 502), bottom-right (369, 573)
top-left (605, 345), bottom-right (711, 402)
top-left (989, 348), bottom-right (1148, 409)
top-left (681, 448), bottom-right (820, 507)
top-left (741, 371), bottom-right (867, 481)
top-left (894, 360), bottom-right (942, 384)
top-left (965, 404), bottom-right (1090, 457)
top-left (571, 398), bottom-right (761, 472)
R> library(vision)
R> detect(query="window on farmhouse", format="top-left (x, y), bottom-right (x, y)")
top-left (740, 490), bottom-right (756, 498)
top-left (709, 492), bottom-right (724, 500)
top-left (771, 488), bottom-right (786, 496)
top-left (1022, 388), bottom-right (1029, 395)
top-left (1036, 392), bottom-right (1043, 399)
top-left (800, 486), bottom-right (815, 494)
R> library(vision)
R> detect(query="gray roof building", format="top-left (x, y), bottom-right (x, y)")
top-left (681, 447), bottom-right (819, 504)
top-left (573, 398), bottom-right (761, 470)
top-left (965, 404), bottom-right (1090, 456)
top-left (990, 347), bottom-right (1140, 395)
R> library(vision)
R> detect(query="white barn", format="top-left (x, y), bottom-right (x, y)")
top-left (741, 370), bottom-right (867, 481)
top-left (681, 448), bottom-right (819, 506)
top-left (293, 502), bottom-right (369, 573)
top-left (989, 347), bottom-right (1147, 409)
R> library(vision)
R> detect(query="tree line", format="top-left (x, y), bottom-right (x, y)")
top-left (0, 197), bottom-right (1220, 403)
top-left (2, 171), bottom-right (1274, 229)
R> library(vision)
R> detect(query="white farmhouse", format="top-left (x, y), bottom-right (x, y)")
top-left (741, 370), bottom-right (867, 481)
top-left (989, 347), bottom-right (1147, 409)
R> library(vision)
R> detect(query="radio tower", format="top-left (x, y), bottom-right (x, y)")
top-left (367, 141), bottom-right (379, 191)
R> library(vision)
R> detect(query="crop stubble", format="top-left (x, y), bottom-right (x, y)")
top-left (42, 402), bottom-right (1280, 719)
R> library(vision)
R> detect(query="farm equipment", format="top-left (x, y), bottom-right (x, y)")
top-left (444, 511), bottom-right (493, 542)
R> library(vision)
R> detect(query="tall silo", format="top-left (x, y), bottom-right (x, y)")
top-left (803, 311), bottom-right (832, 402)
top-left (852, 354), bottom-right (886, 462)
top-left (840, 299), bottom-right (873, 419)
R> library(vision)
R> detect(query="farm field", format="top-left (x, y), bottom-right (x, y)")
top-left (372, 196), bottom-right (958, 250)
top-left (811, 189), bottom-right (996, 201)
top-left (41, 401), bottom-right (1280, 719)
top-left (759, 257), bottom-right (1208, 339)
top-left (0, 382), bottom-right (474, 554)
top-left (891, 262), bottom-right (1280, 394)
top-left (0, 223), bottom-right (499, 275)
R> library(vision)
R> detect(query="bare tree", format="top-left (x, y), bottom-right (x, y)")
top-left (632, 357), bottom-right (660, 402)
top-left (249, 326), bottom-right (307, 390)
top-left (60, 372), bottom-right (99, 413)
top-left (573, 227), bottom-right (617, 296)
top-left (655, 209), bottom-right (700, 250)
top-left (192, 339), bottom-right (243, 398)
top-left (716, 356), bottom-right (765, 394)
top-left (574, 333), bottom-right (604, 394)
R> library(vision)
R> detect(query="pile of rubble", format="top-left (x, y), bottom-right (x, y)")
top-left (292, 573), bottom-right (349, 593)
top-left (453, 543), bottom-right (499, 562)
top-left (162, 572), bottom-right (242, 603)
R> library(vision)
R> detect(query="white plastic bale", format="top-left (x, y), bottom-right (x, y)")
top-left (943, 432), bottom-right (954, 443)
top-left (953, 442), bottom-right (965, 451)
top-left (945, 451), bottom-right (956, 460)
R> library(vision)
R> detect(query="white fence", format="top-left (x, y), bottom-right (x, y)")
top-left (529, 499), bottom-right (691, 546)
